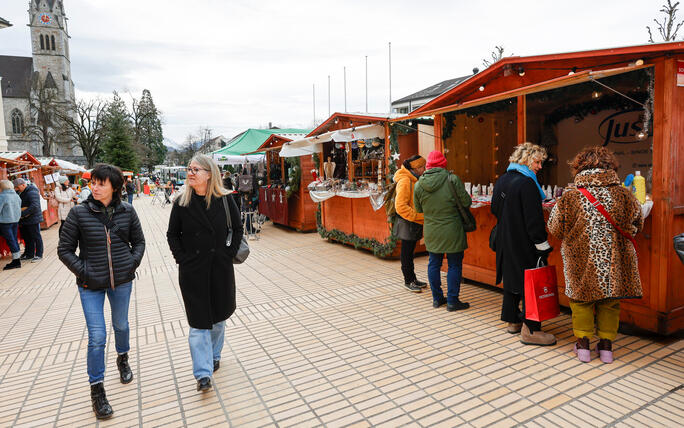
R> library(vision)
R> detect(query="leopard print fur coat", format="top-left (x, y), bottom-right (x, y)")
top-left (548, 169), bottom-right (643, 302)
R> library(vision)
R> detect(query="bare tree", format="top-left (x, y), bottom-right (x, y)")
top-left (482, 46), bottom-right (511, 68)
top-left (26, 75), bottom-right (68, 156)
top-left (58, 98), bottom-right (107, 167)
top-left (647, 1), bottom-right (683, 42)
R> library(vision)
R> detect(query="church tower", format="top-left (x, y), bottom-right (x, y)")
top-left (28, 0), bottom-right (75, 106)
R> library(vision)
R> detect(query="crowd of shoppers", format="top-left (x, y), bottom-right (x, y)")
top-left (0, 142), bottom-right (648, 420)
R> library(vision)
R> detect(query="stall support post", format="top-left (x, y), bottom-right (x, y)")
top-left (384, 123), bottom-right (390, 180)
top-left (517, 95), bottom-right (526, 144)
top-left (434, 114), bottom-right (444, 152)
top-left (347, 144), bottom-right (353, 181)
top-left (280, 156), bottom-right (285, 183)
top-left (653, 58), bottom-right (677, 317)
top-left (266, 153), bottom-right (271, 185)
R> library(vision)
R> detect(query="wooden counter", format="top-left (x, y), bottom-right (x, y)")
top-left (459, 206), bottom-right (682, 334)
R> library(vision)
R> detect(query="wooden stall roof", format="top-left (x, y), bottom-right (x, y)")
top-left (243, 134), bottom-right (294, 155)
top-left (405, 41), bottom-right (684, 118)
top-left (307, 112), bottom-right (394, 137)
top-left (0, 151), bottom-right (41, 165)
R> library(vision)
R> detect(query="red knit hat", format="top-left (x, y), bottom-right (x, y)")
top-left (426, 150), bottom-right (447, 169)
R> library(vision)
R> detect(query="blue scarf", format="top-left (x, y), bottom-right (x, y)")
top-left (507, 163), bottom-right (546, 200)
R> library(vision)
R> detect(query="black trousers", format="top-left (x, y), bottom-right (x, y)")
top-left (400, 239), bottom-right (418, 284)
top-left (501, 289), bottom-right (541, 332)
top-left (19, 223), bottom-right (43, 258)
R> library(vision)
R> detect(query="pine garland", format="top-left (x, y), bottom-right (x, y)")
top-left (285, 157), bottom-right (301, 198)
top-left (315, 203), bottom-right (399, 258)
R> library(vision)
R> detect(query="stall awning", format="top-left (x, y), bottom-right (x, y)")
top-left (280, 124), bottom-right (385, 158)
top-left (39, 157), bottom-right (87, 173)
top-left (397, 64), bottom-right (651, 119)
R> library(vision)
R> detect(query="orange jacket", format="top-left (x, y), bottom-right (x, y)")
top-left (393, 166), bottom-right (424, 224)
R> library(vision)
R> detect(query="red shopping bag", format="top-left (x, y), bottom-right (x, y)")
top-left (524, 263), bottom-right (560, 322)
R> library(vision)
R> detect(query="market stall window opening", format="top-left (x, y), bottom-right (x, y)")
top-left (525, 68), bottom-right (653, 194)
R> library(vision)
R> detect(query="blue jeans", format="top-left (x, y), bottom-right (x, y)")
top-left (427, 252), bottom-right (464, 305)
top-left (0, 223), bottom-right (20, 257)
top-left (127, 193), bottom-right (133, 204)
top-left (189, 321), bottom-right (225, 379)
top-left (78, 282), bottom-right (132, 384)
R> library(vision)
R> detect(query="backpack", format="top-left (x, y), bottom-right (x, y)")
top-left (238, 174), bottom-right (253, 193)
top-left (384, 180), bottom-right (398, 218)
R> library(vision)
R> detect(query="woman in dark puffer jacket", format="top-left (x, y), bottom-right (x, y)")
top-left (58, 164), bottom-right (145, 420)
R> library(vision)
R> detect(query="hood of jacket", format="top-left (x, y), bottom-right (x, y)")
top-left (574, 168), bottom-right (620, 188)
top-left (393, 165), bottom-right (419, 184)
top-left (417, 167), bottom-right (448, 193)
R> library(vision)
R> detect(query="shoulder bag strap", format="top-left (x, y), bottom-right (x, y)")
top-left (92, 209), bottom-right (130, 247)
top-left (577, 187), bottom-right (636, 248)
top-left (221, 195), bottom-right (233, 230)
top-left (446, 174), bottom-right (464, 208)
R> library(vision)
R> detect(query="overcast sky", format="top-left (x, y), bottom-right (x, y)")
top-left (1, 0), bottom-right (663, 145)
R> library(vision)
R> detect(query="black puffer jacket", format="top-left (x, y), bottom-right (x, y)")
top-left (58, 196), bottom-right (145, 289)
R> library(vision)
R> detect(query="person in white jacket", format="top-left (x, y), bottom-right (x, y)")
top-left (54, 176), bottom-right (77, 236)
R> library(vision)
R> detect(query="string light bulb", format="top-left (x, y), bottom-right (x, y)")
top-left (637, 131), bottom-right (647, 140)
top-left (591, 91), bottom-right (602, 99)
top-left (568, 67), bottom-right (577, 75)
top-left (517, 66), bottom-right (525, 76)
top-left (635, 59), bottom-right (644, 66)
top-left (479, 85), bottom-right (485, 92)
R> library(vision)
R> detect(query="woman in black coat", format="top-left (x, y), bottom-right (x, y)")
top-left (166, 154), bottom-right (243, 392)
top-left (491, 142), bottom-right (555, 346)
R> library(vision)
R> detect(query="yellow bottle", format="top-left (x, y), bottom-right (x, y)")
top-left (633, 171), bottom-right (646, 204)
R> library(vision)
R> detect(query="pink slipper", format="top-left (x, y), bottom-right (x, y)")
top-left (597, 339), bottom-right (613, 364)
top-left (574, 337), bottom-right (591, 363)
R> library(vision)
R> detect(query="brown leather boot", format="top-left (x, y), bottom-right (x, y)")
top-left (507, 322), bottom-right (523, 334)
top-left (520, 323), bottom-right (556, 346)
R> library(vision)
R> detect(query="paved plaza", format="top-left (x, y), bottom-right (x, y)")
top-left (0, 196), bottom-right (682, 427)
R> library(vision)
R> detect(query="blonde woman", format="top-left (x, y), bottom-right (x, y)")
top-left (491, 142), bottom-right (556, 346)
top-left (166, 154), bottom-right (243, 392)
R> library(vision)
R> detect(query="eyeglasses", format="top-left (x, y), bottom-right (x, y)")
top-left (186, 167), bottom-right (209, 175)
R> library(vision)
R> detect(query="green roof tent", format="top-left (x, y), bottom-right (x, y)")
top-left (211, 129), bottom-right (310, 165)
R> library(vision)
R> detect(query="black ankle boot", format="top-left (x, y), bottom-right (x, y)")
top-left (116, 353), bottom-right (133, 384)
top-left (3, 259), bottom-right (21, 270)
top-left (90, 383), bottom-right (113, 419)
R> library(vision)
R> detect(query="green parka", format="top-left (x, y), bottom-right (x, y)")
top-left (414, 167), bottom-right (472, 254)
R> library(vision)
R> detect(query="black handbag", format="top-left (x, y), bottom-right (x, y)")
top-left (489, 225), bottom-right (497, 251)
top-left (446, 175), bottom-right (476, 232)
top-left (222, 196), bottom-right (250, 264)
top-left (393, 216), bottom-right (423, 241)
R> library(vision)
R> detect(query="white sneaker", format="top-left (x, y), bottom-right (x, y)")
top-left (31, 256), bottom-right (42, 263)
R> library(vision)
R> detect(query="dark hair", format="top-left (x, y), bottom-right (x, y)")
top-left (91, 163), bottom-right (124, 203)
top-left (402, 155), bottom-right (422, 170)
top-left (569, 146), bottom-right (620, 177)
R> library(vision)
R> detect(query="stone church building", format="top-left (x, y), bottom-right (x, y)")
top-left (0, 0), bottom-right (77, 159)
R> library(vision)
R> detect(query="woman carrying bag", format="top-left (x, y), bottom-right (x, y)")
top-left (548, 146), bottom-right (643, 363)
top-left (166, 154), bottom-right (243, 392)
top-left (393, 155), bottom-right (427, 293)
top-left (414, 151), bottom-right (471, 311)
top-left (54, 175), bottom-right (77, 236)
top-left (491, 142), bottom-right (555, 346)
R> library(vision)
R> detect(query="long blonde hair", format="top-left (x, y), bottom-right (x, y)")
top-left (177, 154), bottom-right (228, 208)
top-left (508, 142), bottom-right (547, 168)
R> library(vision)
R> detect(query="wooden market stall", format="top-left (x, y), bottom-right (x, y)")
top-left (280, 113), bottom-right (426, 258)
top-left (0, 151), bottom-right (59, 229)
top-left (252, 134), bottom-right (317, 231)
top-left (402, 42), bottom-right (684, 334)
